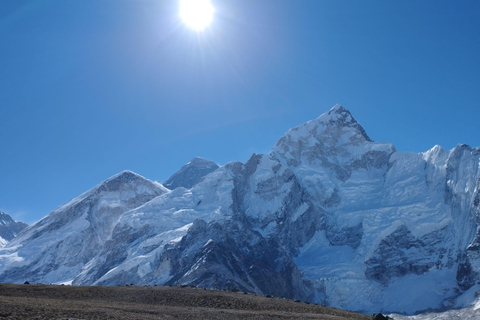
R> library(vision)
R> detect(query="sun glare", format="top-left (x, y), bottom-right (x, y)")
top-left (179, 0), bottom-right (214, 31)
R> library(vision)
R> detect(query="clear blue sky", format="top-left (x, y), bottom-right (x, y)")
top-left (1, 0), bottom-right (479, 224)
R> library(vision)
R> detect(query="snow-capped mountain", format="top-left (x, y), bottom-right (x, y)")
top-left (163, 157), bottom-right (219, 189)
top-left (1, 105), bottom-right (479, 315)
top-left (0, 171), bottom-right (167, 284)
top-left (0, 211), bottom-right (28, 247)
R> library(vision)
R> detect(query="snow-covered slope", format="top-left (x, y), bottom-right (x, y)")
top-left (163, 157), bottom-right (219, 189)
top-left (271, 107), bottom-right (480, 313)
top-left (0, 171), bottom-right (167, 284)
top-left (391, 299), bottom-right (480, 320)
top-left (0, 211), bottom-right (28, 246)
top-left (1, 105), bottom-right (480, 315)
top-left (392, 308), bottom-right (480, 320)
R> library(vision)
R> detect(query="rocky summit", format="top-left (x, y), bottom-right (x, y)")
top-left (1, 105), bottom-right (480, 315)
top-left (0, 211), bottom-right (27, 247)
top-left (163, 157), bottom-right (219, 190)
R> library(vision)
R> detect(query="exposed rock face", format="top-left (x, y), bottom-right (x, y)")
top-left (365, 225), bottom-right (445, 284)
top-left (163, 157), bottom-right (219, 189)
top-left (1, 105), bottom-right (480, 315)
top-left (0, 211), bottom-right (28, 246)
top-left (372, 314), bottom-right (393, 320)
top-left (162, 219), bottom-right (313, 301)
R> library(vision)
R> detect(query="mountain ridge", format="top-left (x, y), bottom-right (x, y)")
top-left (1, 105), bottom-right (479, 316)
top-left (0, 211), bottom-right (28, 246)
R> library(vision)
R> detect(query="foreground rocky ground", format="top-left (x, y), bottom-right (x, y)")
top-left (0, 283), bottom-right (371, 319)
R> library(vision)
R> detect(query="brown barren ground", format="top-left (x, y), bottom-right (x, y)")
top-left (0, 283), bottom-right (370, 319)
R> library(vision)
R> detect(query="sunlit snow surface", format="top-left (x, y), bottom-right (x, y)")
top-left (392, 308), bottom-right (480, 320)
top-left (1, 106), bottom-right (480, 316)
top-left (390, 286), bottom-right (480, 319)
top-left (274, 106), bottom-right (479, 313)
top-left (0, 237), bottom-right (6, 247)
top-left (0, 170), bottom-right (167, 284)
top-left (87, 167), bottom-right (235, 285)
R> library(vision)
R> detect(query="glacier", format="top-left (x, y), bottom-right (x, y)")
top-left (1, 105), bottom-right (480, 315)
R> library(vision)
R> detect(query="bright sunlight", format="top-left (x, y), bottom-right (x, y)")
top-left (179, 0), bottom-right (215, 31)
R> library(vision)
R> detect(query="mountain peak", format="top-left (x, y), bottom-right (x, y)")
top-left (106, 170), bottom-right (141, 181)
top-left (273, 105), bottom-right (374, 156)
top-left (319, 105), bottom-right (372, 142)
top-left (48, 170), bottom-right (164, 217)
top-left (325, 104), bottom-right (350, 120)
top-left (186, 157), bottom-right (217, 167)
top-left (96, 170), bottom-right (166, 196)
top-left (164, 157), bottom-right (219, 190)
top-left (0, 211), bottom-right (15, 226)
top-left (0, 211), bottom-right (28, 242)
top-left (270, 105), bottom-right (395, 173)
top-left (329, 103), bottom-right (346, 113)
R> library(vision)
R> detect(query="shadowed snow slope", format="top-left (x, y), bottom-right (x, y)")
top-left (163, 157), bottom-right (219, 190)
top-left (1, 105), bottom-right (480, 315)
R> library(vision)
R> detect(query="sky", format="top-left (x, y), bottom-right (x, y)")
top-left (1, 0), bottom-right (479, 224)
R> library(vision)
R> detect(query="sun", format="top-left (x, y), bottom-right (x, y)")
top-left (179, 0), bottom-right (215, 31)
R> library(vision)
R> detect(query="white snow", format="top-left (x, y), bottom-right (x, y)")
top-left (1, 106), bottom-right (480, 317)
top-left (0, 249), bottom-right (24, 265)
top-left (204, 239), bottom-right (214, 247)
top-left (295, 230), bottom-right (358, 280)
top-left (381, 270), bottom-right (458, 314)
top-left (291, 203), bottom-right (309, 222)
top-left (82, 166), bottom-right (237, 285)
top-left (391, 293), bottom-right (480, 320)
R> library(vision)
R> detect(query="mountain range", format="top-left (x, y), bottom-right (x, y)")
top-left (1, 105), bottom-right (480, 316)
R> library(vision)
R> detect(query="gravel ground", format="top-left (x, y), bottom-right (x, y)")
top-left (0, 283), bottom-right (371, 320)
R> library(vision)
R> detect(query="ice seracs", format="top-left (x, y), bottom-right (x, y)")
top-left (1, 105), bottom-right (480, 316)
